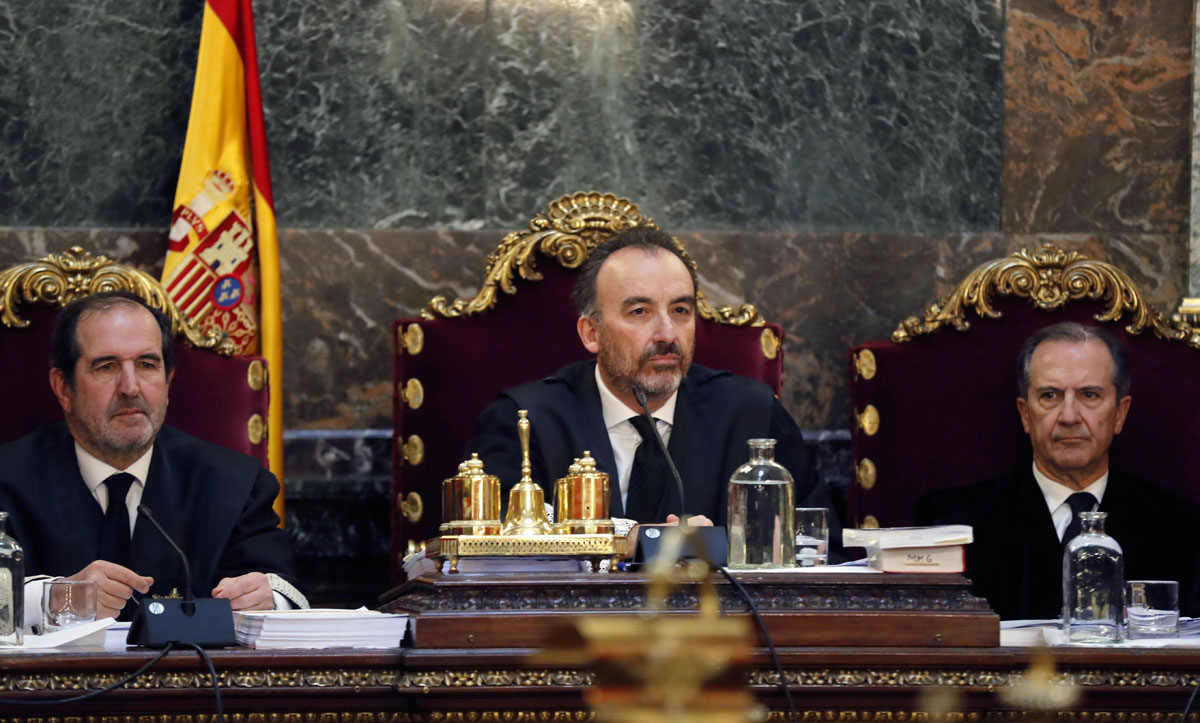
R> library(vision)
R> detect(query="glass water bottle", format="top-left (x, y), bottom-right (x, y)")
top-left (1062, 510), bottom-right (1123, 643)
top-left (0, 512), bottom-right (23, 646)
top-left (727, 439), bottom-right (794, 569)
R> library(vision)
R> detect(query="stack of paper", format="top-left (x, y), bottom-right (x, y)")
top-left (842, 525), bottom-right (973, 573)
top-left (233, 609), bottom-right (409, 649)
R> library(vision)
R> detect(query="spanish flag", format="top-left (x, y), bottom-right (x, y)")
top-left (163, 0), bottom-right (284, 521)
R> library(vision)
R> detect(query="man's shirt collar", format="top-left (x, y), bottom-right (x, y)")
top-left (1033, 461), bottom-right (1108, 513)
top-left (76, 443), bottom-right (153, 495)
top-left (594, 364), bottom-right (678, 430)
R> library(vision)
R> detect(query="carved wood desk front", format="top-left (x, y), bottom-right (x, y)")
top-left (0, 645), bottom-right (1195, 721)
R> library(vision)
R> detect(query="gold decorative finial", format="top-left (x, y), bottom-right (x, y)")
top-left (518, 410), bottom-right (532, 484)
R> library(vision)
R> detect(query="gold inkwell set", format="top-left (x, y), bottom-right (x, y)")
top-left (424, 410), bottom-right (628, 572)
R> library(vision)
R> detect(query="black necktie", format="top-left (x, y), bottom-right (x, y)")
top-left (1062, 491), bottom-right (1098, 547)
top-left (625, 416), bottom-right (670, 523)
top-left (98, 473), bottom-right (136, 567)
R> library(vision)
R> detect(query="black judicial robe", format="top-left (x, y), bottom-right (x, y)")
top-left (0, 423), bottom-right (300, 602)
top-left (916, 467), bottom-right (1200, 619)
top-left (466, 360), bottom-right (843, 555)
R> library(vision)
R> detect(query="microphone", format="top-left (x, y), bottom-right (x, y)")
top-left (137, 505), bottom-right (194, 614)
top-left (126, 505), bottom-right (236, 648)
top-left (632, 384), bottom-right (688, 528)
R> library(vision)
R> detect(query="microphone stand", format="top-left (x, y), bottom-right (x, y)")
top-left (631, 385), bottom-right (729, 567)
top-left (632, 385), bottom-right (689, 529)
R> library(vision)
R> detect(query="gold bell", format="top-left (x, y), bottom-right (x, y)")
top-left (501, 411), bottom-right (553, 536)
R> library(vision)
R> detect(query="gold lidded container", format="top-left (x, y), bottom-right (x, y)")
top-left (440, 453), bottom-right (501, 536)
top-left (554, 451), bottom-right (613, 535)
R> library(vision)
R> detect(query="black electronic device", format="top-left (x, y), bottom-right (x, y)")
top-left (633, 524), bottom-right (728, 567)
top-left (126, 505), bottom-right (236, 648)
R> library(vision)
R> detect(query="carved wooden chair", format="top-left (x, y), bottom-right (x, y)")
top-left (0, 247), bottom-right (270, 467)
top-left (391, 192), bottom-right (786, 580)
top-left (847, 245), bottom-right (1200, 528)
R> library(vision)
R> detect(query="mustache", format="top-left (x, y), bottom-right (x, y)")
top-left (108, 398), bottom-right (151, 416)
top-left (640, 341), bottom-right (684, 362)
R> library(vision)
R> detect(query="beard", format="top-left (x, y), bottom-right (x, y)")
top-left (598, 338), bottom-right (693, 402)
top-left (77, 395), bottom-right (163, 459)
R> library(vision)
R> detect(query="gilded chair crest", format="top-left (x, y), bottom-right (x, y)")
top-left (0, 246), bottom-right (233, 354)
top-left (422, 191), bottom-right (763, 327)
top-left (892, 245), bottom-right (1200, 347)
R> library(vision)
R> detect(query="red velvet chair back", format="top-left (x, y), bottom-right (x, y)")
top-left (391, 192), bottom-right (785, 578)
top-left (848, 246), bottom-right (1200, 528)
top-left (0, 248), bottom-right (269, 466)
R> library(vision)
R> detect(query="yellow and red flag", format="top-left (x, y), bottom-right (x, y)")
top-left (164, 0), bottom-right (284, 519)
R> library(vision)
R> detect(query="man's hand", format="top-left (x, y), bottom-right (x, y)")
top-left (66, 561), bottom-right (153, 620)
top-left (212, 572), bottom-right (274, 611)
top-left (665, 514), bottom-right (714, 526)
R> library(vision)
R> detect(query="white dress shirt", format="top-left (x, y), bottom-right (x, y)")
top-left (1032, 462), bottom-right (1108, 542)
top-left (76, 443), bottom-right (152, 528)
top-left (594, 365), bottom-right (678, 510)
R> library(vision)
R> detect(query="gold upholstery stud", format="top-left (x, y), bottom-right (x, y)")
top-left (398, 435), bottom-right (425, 466)
top-left (247, 360), bottom-right (266, 391)
top-left (855, 458), bottom-right (877, 490)
top-left (401, 323), bottom-right (424, 355)
top-left (862, 515), bottom-right (880, 529)
top-left (759, 328), bottom-right (780, 360)
top-left (247, 414), bottom-right (266, 445)
top-left (399, 378), bottom-right (425, 410)
top-left (854, 349), bottom-right (876, 380)
top-left (855, 405), bottom-right (880, 436)
top-left (398, 491), bottom-right (424, 523)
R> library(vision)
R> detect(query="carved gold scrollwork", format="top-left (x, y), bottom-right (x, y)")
top-left (893, 245), bottom-right (1200, 347)
top-left (760, 328), bottom-right (780, 359)
top-left (421, 192), bottom-right (763, 327)
top-left (398, 435), bottom-right (424, 466)
top-left (398, 491), bottom-right (424, 523)
top-left (247, 414), bottom-right (266, 445)
top-left (247, 360), bottom-right (266, 391)
top-left (855, 405), bottom-right (879, 436)
top-left (854, 349), bottom-right (876, 380)
top-left (0, 246), bottom-right (233, 354)
top-left (855, 458), bottom-right (877, 490)
top-left (399, 378), bottom-right (424, 410)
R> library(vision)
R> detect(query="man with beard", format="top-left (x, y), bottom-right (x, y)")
top-left (466, 227), bottom-right (840, 534)
top-left (0, 292), bottom-right (304, 624)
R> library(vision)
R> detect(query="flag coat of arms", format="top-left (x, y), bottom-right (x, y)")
top-left (165, 0), bottom-right (285, 518)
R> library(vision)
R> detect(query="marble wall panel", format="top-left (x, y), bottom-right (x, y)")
top-left (1004, 0), bottom-right (1193, 234)
top-left (2, 0), bottom-right (1003, 234)
top-left (0, 3), bottom-right (199, 226)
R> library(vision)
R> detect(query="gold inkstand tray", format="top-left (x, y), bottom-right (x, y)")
top-left (427, 410), bottom-right (626, 573)
top-left (425, 534), bottom-right (626, 573)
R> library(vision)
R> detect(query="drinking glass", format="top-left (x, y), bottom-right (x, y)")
top-left (1125, 580), bottom-right (1179, 638)
top-left (794, 507), bottom-right (828, 567)
top-left (42, 580), bottom-right (98, 632)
